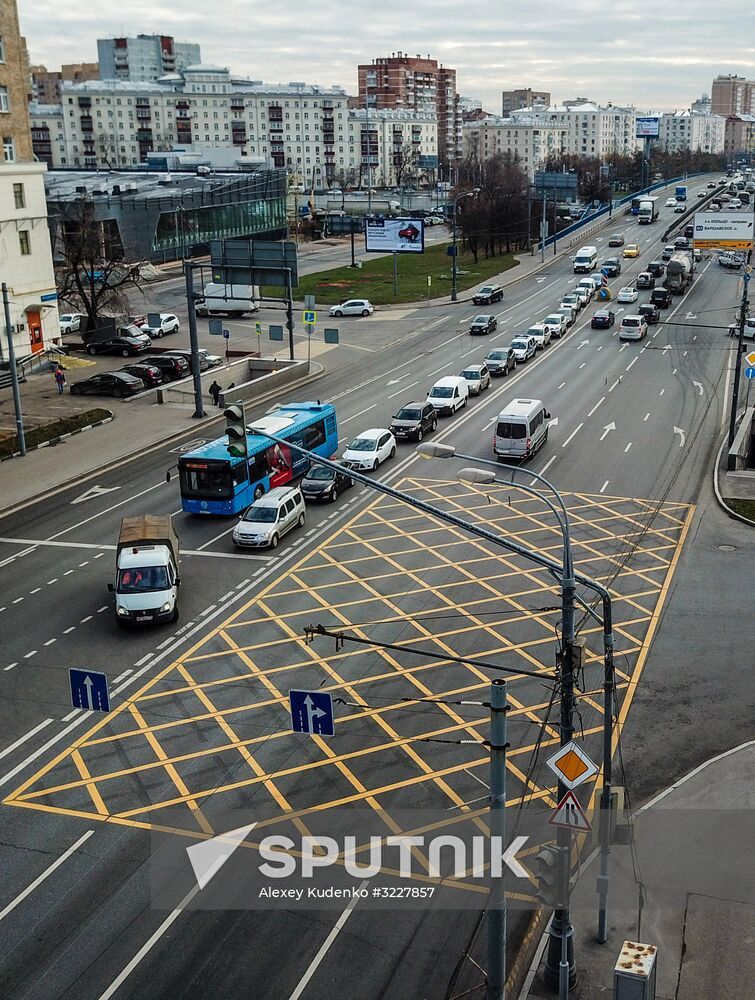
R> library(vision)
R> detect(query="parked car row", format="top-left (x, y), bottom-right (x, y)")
top-left (69, 349), bottom-right (222, 397)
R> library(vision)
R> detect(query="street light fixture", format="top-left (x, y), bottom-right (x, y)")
top-left (451, 187), bottom-right (480, 302)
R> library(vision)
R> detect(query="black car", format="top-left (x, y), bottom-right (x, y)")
top-left (650, 288), bottom-right (672, 309)
top-left (484, 347), bottom-right (516, 376)
top-left (647, 260), bottom-right (666, 278)
top-left (638, 303), bottom-right (661, 325)
top-left (607, 234), bottom-right (625, 247)
top-left (469, 314), bottom-right (497, 335)
top-left (636, 272), bottom-right (656, 289)
top-left (143, 355), bottom-right (190, 380)
top-left (70, 371), bottom-right (144, 397)
top-left (674, 237), bottom-right (690, 250)
top-left (591, 309), bottom-right (615, 329)
top-left (684, 223), bottom-right (694, 238)
top-left (601, 257), bottom-right (622, 277)
top-left (472, 284), bottom-right (504, 305)
top-left (120, 363), bottom-right (164, 387)
top-left (300, 463), bottom-right (353, 503)
top-left (86, 335), bottom-right (151, 357)
top-left (390, 401), bottom-right (438, 442)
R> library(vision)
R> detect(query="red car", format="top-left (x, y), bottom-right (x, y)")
top-left (398, 223), bottom-right (421, 242)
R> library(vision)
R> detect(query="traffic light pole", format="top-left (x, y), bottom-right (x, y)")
top-left (184, 265), bottom-right (206, 419)
top-left (1, 282), bottom-right (26, 456)
top-left (487, 679), bottom-right (509, 1000)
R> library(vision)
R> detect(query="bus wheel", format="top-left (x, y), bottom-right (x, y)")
top-left (270, 533), bottom-right (279, 549)
top-left (254, 485), bottom-right (264, 500)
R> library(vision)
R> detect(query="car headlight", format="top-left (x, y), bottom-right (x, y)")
top-left (116, 605), bottom-right (129, 617)
top-left (160, 602), bottom-right (172, 613)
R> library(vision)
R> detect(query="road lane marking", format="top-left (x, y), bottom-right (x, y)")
top-left (0, 719), bottom-right (54, 761)
top-left (340, 403), bottom-right (377, 424)
top-left (558, 382), bottom-right (566, 389)
top-left (24, 650), bottom-right (37, 659)
top-left (644, 413), bottom-right (650, 421)
top-left (44, 639), bottom-right (57, 647)
top-left (3, 663), bottom-right (18, 672)
top-left (530, 455), bottom-right (556, 485)
top-left (587, 396), bottom-right (605, 417)
top-left (624, 442), bottom-right (632, 452)
top-left (113, 670), bottom-right (133, 684)
top-left (578, 362), bottom-right (586, 369)
top-left (626, 356), bottom-right (639, 371)
top-left (288, 883), bottom-right (369, 1000)
top-left (0, 829), bottom-right (95, 923)
top-left (387, 381), bottom-right (418, 399)
top-left (659, 388), bottom-right (665, 396)
top-left (608, 378), bottom-right (621, 392)
top-left (600, 480), bottom-right (610, 493)
top-left (561, 422), bottom-right (583, 448)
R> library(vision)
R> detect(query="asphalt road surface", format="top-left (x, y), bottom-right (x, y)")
top-left (1, 178), bottom-right (752, 1000)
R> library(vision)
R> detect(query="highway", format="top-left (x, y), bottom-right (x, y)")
top-left (0, 176), bottom-right (752, 1000)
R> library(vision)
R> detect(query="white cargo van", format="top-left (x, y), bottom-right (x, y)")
top-left (195, 283), bottom-right (259, 317)
top-left (573, 246), bottom-right (598, 273)
top-left (426, 375), bottom-right (469, 415)
top-left (493, 398), bottom-right (551, 461)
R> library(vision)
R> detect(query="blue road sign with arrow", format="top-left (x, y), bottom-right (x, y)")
top-left (745, 367), bottom-right (755, 380)
top-left (69, 669), bottom-right (110, 712)
top-left (289, 689), bottom-right (335, 737)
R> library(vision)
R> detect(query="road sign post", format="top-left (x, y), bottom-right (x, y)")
top-left (69, 669), bottom-right (110, 712)
top-left (289, 689), bottom-right (335, 737)
top-left (487, 679), bottom-right (509, 1000)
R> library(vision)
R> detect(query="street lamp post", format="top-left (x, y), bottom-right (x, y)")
top-left (451, 188), bottom-right (479, 302)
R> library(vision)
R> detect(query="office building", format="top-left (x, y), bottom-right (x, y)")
top-left (97, 34), bottom-right (201, 82)
top-left (357, 52), bottom-right (460, 163)
top-left (711, 75), bottom-right (754, 117)
top-left (501, 87), bottom-right (550, 115)
top-left (0, 0), bottom-right (33, 161)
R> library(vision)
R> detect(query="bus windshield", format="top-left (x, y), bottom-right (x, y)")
top-left (179, 460), bottom-right (235, 499)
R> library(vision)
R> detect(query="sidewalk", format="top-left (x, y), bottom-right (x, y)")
top-left (522, 742), bottom-right (755, 1000)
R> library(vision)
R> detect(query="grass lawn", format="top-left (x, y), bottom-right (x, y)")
top-left (263, 242), bottom-right (520, 306)
top-left (724, 497), bottom-right (755, 522)
top-left (0, 408), bottom-right (111, 459)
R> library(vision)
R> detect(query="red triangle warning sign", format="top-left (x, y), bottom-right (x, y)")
top-left (548, 790), bottom-right (592, 832)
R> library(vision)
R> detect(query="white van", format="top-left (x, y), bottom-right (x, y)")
top-left (573, 246), bottom-right (598, 273)
top-left (232, 486), bottom-right (305, 549)
top-left (493, 398), bottom-right (551, 461)
top-left (195, 283), bottom-right (259, 317)
top-left (426, 375), bottom-right (469, 416)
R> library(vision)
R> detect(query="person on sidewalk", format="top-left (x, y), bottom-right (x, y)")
top-left (54, 367), bottom-right (66, 395)
top-left (209, 380), bottom-right (221, 407)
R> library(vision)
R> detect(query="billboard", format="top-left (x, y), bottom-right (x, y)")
top-left (692, 212), bottom-right (754, 250)
top-left (635, 116), bottom-right (660, 138)
top-left (365, 217), bottom-right (425, 253)
top-left (534, 171), bottom-right (578, 196)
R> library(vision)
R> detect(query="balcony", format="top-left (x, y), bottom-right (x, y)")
top-left (136, 129), bottom-right (153, 141)
top-left (78, 97), bottom-right (92, 108)
top-left (136, 109), bottom-right (151, 120)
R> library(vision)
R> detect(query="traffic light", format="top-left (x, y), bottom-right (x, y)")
top-left (534, 845), bottom-right (565, 908)
top-left (224, 404), bottom-right (247, 458)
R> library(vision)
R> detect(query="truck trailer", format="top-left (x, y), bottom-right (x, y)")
top-left (637, 197), bottom-right (659, 224)
top-left (109, 516), bottom-right (180, 626)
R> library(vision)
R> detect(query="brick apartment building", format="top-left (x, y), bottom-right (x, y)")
top-left (501, 87), bottom-right (551, 115)
top-left (31, 63), bottom-right (99, 104)
top-left (711, 74), bottom-right (755, 116)
top-left (357, 52), bottom-right (460, 166)
top-left (0, 0), bottom-right (33, 161)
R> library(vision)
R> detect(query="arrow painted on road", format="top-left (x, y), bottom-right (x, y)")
top-left (674, 426), bottom-right (686, 447)
top-left (536, 276), bottom-right (547, 283)
top-left (692, 380), bottom-right (703, 396)
top-left (71, 485), bottom-right (121, 505)
top-left (600, 422), bottom-right (616, 441)
top-left (548, 417), bottom-right (559, 428)
top-left (576, 340), bottom-right (590, 350)
top-left (386, 372), bottom-right (411, 386)
top-left (615, 307), bottom-right (625, 314)
top-left (685, 311), bottom-right (698, 320)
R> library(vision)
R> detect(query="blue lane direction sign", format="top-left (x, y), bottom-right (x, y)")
top-left (222, 329), bottom-right (230, 340)
top-left (745, 367), bottom-right (755, 380)
top-left (289, 689), bottom-right (335, 737)
top-left (303, 310), bottom-right (317, 325)
top-left (69, 669), bottom-right (110, 712)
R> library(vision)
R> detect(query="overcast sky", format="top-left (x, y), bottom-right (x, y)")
top-left (19, 0), bottom-right (755, 112)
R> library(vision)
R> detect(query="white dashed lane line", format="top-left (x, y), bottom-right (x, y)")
top-left (600, 480), bottom-right (610, 493)
top-left (561, 423), bottom-right (584, 448)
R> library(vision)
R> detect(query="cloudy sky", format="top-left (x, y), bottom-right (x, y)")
top-left (19, 0), bottom-right (755, 112)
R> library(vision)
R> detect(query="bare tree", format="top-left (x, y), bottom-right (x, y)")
top-left (392, 141), bottom-right (418, 188)
top-left (53, 198), bottom-right (145, 335)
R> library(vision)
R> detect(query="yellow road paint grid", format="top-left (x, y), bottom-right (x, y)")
top-left (4, 480), bottom-right (693, 853)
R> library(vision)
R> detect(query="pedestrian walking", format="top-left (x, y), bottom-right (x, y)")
top-left (209, 380), bottom-right (221, 406)
top-left (54, 367), bottom-right (66, 395)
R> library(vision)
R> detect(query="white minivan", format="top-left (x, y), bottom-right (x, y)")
top-left (426, 375), bottom-right (469, 415)
top-left (493, 398), bottom-right (551, 461)
top-left (232, 486), bottom-right (306, 549)
top-left (573, 246), bottom-right (598, 273)
top-left (195, 283), bottom-right (258, 317)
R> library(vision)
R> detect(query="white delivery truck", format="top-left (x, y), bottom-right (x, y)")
top-left (109, 516), bottom-right (180, 626)
top-left (195, 283), bottom-right (259, 317)
top-left (637, 197), bottom-right (659, 224)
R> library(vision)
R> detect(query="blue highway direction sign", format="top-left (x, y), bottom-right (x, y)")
top-left (289, 689), bottom-right (335, 737)
top-left (69, 669), bottom-right (111, 713)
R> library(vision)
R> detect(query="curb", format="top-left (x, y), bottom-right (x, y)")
top-left (0, 362), bottom-right (326, 519)
top-left (0, 412), bottom-right (114, 463)
top-left (712, 429), bottom-right (755, 527)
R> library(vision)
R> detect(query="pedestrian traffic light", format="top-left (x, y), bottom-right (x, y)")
top-left (224, 404), bottom-right (247, 458)
top-left (534, 845), bottom-right (565, 908)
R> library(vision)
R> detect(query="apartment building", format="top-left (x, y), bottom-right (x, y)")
top-left (347, 108), bottom-right (438, 188)
top-left (520, 102), bottom-right (640, 157)
top-left (31, 63), bottom-right (99, 104)
top-left (357, 52), bottom-right (460, 164)
top-left (0, 162), bottom-right (59, 361)
top-left (0, 0), bottom-right (33, 162)
top-left (724, 114), bottom-right (755, 157)
top-left (501, 87), bottom-right (550, 115)
top-left (97, 34), bottom-right (201, 82)
top-left (658, 110), bottom-right (725, 154)
top-left (462, 116), bottom-right (568, 179)
top-left (711, 75), bottom-right (754, 117)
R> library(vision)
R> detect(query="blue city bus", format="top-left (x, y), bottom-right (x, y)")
top-left (178, 401), bottom-right (338, 515)
top-left (630, 196), bottom-right (643, 215)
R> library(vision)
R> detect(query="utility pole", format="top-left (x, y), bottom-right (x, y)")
top-left (541, 194), bottom-right (547, 263)
top-left (183, 266), bottom-right (205, 419)
top-left (487, 678), bottom-right (509, 1000)
top-left (726, 270), bottom-right (751, 462)
top-left (285, 269), bottom-right (295, 361)
top-left (2, 282), bottom-right (26, 456)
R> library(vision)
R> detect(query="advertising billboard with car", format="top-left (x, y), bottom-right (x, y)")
top-left (635, 117), bottom-right (660, 138)
top-left (365, 218), bottom-right (425, 253)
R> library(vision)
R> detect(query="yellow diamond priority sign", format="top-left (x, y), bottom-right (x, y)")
top-left (746, 351), bottom-right (755, 367)
top-left (545, 741), bottom-right (599, 790)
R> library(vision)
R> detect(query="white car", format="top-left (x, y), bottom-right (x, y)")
top-left (342, 428), bottom-right (396, 471)
top-left (673, 203), bottom-right (685, 213)
top-left (140, 313), bottom-right (180, 337)
top-left (329, 299), bottom-right (374, 317)
top-left (729, 198), bottom-right (742, 209)
top-left (697, 190), bottom-right (707, 198)
top-left (509, 336), bottom-right (537, 362)
top-left (526, 323), bottom-right (551, 349)
top-left (617, 286), bottom-right (639, 303)
top-left (59, 312), bottom-right (87, 335)
top-left (232, 486), bottom-right (306, 549)
top-left (619, 315), bottom-right (648, 341)
top-left (543, 313), bottom-right (567, 339)
top-left (561, 294), bottom-right (582, 313)
top-left (665, 197), bottom-right (677, 207)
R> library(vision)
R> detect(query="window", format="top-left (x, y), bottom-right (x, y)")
top-left (3, 136), bottom-right (14, 161)
top-left (13, 183), bottom-right (24, 209)
top-left (0, 36), bottom-right (4, 62)
top-left (19, 230), bottom-right (31, 255)
top-left (0, 85), bottom-right (9, 112)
